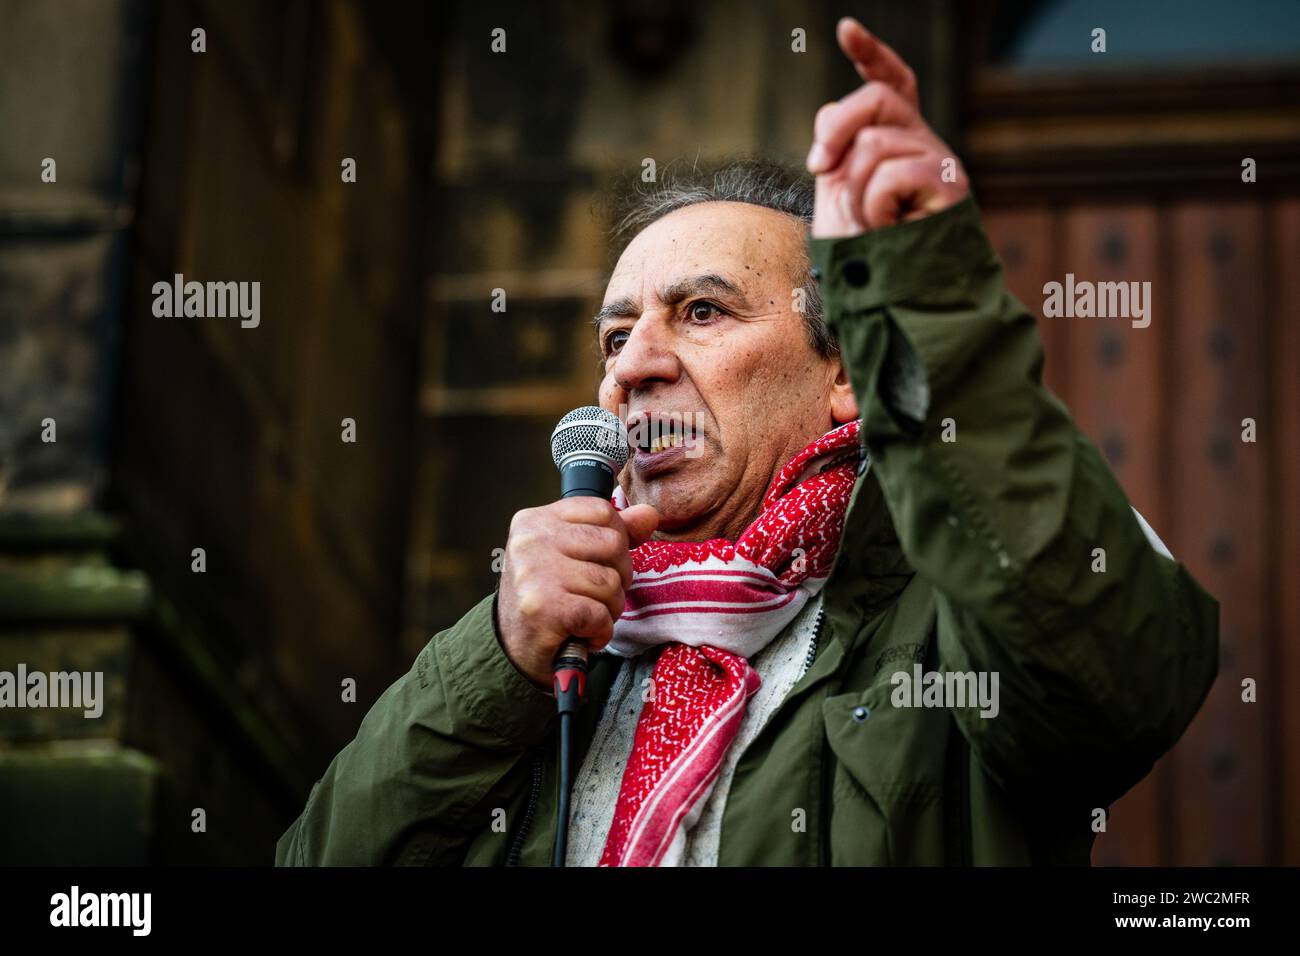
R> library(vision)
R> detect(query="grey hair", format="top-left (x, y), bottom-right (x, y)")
top-left (606, 158), bottom-right (836, 358)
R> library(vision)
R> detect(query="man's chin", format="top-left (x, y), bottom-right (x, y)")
top-left (627, 479), bottom-right (716, 538)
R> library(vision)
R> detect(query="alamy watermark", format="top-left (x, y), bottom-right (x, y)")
top-left (596, 404), bottom-right (707, 460)
top-left (890, 664), bottom-right (1000, 718)
top-left (50, 886), bottom-right (150, 936)
top-left (0, 665), bottom-right (103, 718)
top-left (151, 273), bottom-right (260, 328)
top-left (1042, 274), bottom-right (1151, 329)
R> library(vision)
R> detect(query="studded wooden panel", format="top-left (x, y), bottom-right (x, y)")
top-left (986, 196), bottom-right (1289, 865)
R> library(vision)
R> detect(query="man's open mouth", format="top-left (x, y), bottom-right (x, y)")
top-left (628, 413), bottom-right (702, 457)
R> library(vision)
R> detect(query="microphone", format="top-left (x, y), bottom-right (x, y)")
top-left (548, 405), bottom-right (629, 707)
top-left (548, 405), bottom-right (628, 867)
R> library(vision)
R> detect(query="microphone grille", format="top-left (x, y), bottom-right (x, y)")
top-left (551, 406), bottom-right (629, 471)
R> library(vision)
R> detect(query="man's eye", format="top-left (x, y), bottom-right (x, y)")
top-left (604, 329), bottom-right (630, 355)
top-left (688, 301), bottom-right (723, 323)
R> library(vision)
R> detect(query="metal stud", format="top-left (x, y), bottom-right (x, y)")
top-left (1101, 232), bottom-right (1127, 265)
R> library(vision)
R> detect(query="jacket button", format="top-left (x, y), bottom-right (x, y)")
top-left (841, 259), bottom-right (870, 287)
top-left (852, 706), bottom-right (871, 722)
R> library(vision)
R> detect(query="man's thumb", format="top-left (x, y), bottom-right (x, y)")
top-left (620, 504), bottom-right (660, 548)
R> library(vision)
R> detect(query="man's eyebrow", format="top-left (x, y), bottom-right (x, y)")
top-left (594, 296), bottom-right (639, 327)
top-left (593, 273), bottom-right (750, 329)
top-left (661, 273), bottom-right (748, 308)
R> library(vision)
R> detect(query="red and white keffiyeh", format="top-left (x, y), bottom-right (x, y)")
top-left (598, 419), bottom-right (863, 867)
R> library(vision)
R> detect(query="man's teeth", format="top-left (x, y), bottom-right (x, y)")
top-left (648, 432), bottom-right (683, 454)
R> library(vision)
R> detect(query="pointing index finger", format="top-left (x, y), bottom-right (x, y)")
top-left (837, 17), bottom-right (919, 109)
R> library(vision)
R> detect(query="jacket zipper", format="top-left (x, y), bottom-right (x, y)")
top-left (802, 601), bottom-right (830, 866)
top-left (798, 603), bottom-right (826, 681)
top-left (505, 749), bottom-right (543, 867)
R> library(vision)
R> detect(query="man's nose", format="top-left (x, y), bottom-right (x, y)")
top-left (613, 316), bottom-right (680, 393)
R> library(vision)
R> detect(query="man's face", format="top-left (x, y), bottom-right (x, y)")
top-left (597, 200), bottom-right (855, 542)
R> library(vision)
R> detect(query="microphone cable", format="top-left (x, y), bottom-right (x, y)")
top-left (551, 640), bottom-right (588, 866)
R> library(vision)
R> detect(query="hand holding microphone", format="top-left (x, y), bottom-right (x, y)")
top-left (496, 407), bottom-right (659, 692)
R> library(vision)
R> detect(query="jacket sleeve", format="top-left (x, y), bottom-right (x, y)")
top-left (275, 593), bottom-right (557, 865)
top-left (808, 196), bottom-right (1219, 810)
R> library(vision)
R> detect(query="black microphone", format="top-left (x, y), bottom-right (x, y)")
top-left (548, 406), bottom-right (629, 702)
top-left (551, 405), bottom-right (629, 500)
top-left (548, 405), bottom-right (628, 866)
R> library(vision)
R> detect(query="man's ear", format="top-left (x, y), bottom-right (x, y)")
top-left (829, 354), bottom-right (858, 424)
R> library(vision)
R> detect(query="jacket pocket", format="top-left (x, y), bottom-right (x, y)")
top-left (822, 682), bottom-right (950, 865)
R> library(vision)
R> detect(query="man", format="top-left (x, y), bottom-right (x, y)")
top-left (276, 19), bottom-right (1217, 866)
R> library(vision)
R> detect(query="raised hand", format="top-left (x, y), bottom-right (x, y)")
top-left (806, 18), bottom-right (969, 238)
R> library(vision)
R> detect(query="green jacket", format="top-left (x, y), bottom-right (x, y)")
top-left (275, 196), bottom-right (1218, 866)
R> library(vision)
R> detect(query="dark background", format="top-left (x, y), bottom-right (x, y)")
top-left (1, 0), bottom-right (1297, 866)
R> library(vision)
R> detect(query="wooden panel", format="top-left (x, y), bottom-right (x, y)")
top-left (982, 207), bottom-right (1069, 398)
top-left (1060, 205), bottom-right (1165, 865)
top-left (1272, 198), bottom-right (1300, 865)
top-left (966, 67), bottom-right (1300, 202)
top-left (1061, 206), bottom-right (1162, 520)
top-left (1166, 202), bottom-right (1269, 865)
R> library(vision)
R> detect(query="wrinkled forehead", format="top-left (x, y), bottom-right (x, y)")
top-left (605, 201), bottom-right (807, 303)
